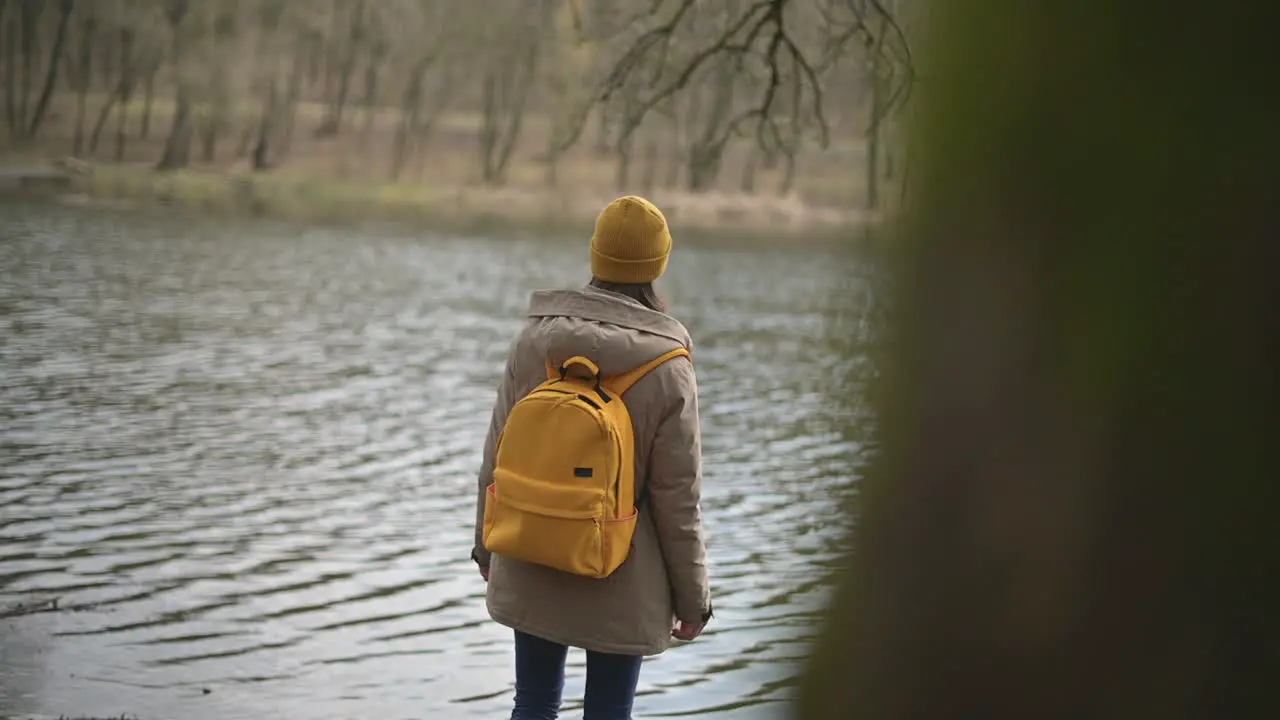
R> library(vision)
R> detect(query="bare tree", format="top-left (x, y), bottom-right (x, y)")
top-left (245, 0), bottom-right (288, 171)
top-left (198, 4), bottom-right (241, 164)
top-left (88, 26), bottom-right (135, 156)
top-left (26, 0), bottom-right (73, 139)
top-left (540, 1), bottom-right (595, 187)
top-left (156, 0), bottom-right (194, 170)
top-left (475, 1), bottom-right (550, 186)
top-left (2, 0), bottom-right (16, 139)
top-left (560, 0), bottom-right (912, 193)
top-left (0, 0), bottom-right (72, 143)
top-left (68, 1), bottom-right (97, 156)
top-left (314, 0), bottom-right (365, 137)
top-left (358, 11), bottom-right (387, 147)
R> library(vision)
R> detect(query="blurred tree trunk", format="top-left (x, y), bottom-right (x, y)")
top-left (112, 29), bottom-right (136, 162)
top-left (359, 36), bottom-right (385, 148)
top-left (91, 28), bottom-right (135, 156)
top-left (248, 0), bottom-right (285, 171)
top-left (70, 4), bottom-right (96, 156)
top-left (795, 1), bottom-right (1280, 719)
top-left (26, 0), bottom-right (73, 139)
top-left (88, 92), bottom-right (115, 154)
top-left (740, 146), bottom-right (758, 193)
top-left (200, 6), bottom-right (239, 165)
top-left (862, 14), bottom-right (889, 213)
top-left (685, 59), bottom-right (736, 192)
top-left (478, 39), bottom-right (538, 186)
top-left (156, 0), bottom-right (194, 171)
top-left (16, 0), bottom-right (41, 134)
top-left (612, 84), bottom-right (641, 191)
top-left (592, 103), bottom-right (612, 156)
top-left (278, 29), bottom-right (311, 157)
top-left (662, 100), bottom-right (684, 189)
top-left (639, 134), bottom-right (659, 194)
top-left (390, 50), bottom-right (436, 181)
top-left (158, 87), bottom-right (194, 170)
top-left (777, 61), bottom-right (803, 197)
top-left (3, 0), bottom-right (17, 139)
top-left (138, 64), bottom-right (156, 139)
top-left (315, 0), bottom-right (364, 137)
top-left (408, 66), bottom-right (454, 181)
top-left (251, 79), bottom-right (276, 171)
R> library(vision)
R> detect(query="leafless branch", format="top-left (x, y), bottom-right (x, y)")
top-left (554, 0), bottom-right (911, 158)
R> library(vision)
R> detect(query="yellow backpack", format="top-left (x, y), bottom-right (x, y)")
top-left (482, 348), bottom-right (691, 579)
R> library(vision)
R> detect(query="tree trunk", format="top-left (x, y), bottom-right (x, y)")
top-left (391, 53), bottom-right (431, 180)
top-left (478, 72), bottom-right (500, 183)
top-left (71, 88), bottom-right (88, 155)
top-left (390, 105), bottom-right (416, 182)
top-left (613, 140), bottom-right (632, 191)
top-left (3, 7), bottom-right (17, 139)
top-left (251, 78), bottom-right (277, 171)
top-left (17, 0), bottom-right (42, 134)
top-left (113, 94), bottom-right (128, 161)
top-left (640, 136), bottom-right (658, 194)
top-left (741, 146), bottom-right (758, 193)
top-left (139, 68), bottom-right (154, 139)
top-left (279, 30), bottom-right (309, 157)
top-left (316, 0), bottom-right (364, 137)
top-left (200, 114), bottom-right (220, 163)
top-left (779, 148), bottom-right (798, 196)
top-left (478, 40), bottom-right (537, 186)
top-left (777, 63), bottom-right (803, 196)
top-left (592, 103), bottom-right (612, 156)
top-left (685, 63), bottom-right (735, 193)
top-left (157, 86), bottom-right (193, 170)
top-left (493, 46), bottom-right (536, 185)
top-left (794, 1), bottom-right (1280, 718)
top-left (156, 0), bottom-right (192, 170)
top-left (612, 87), bottom-right (643, 192)
top-left (88, 93), bottom-right (116, 153)
top-left (390, 110), bottom-right (414, 180)
top-left (26, 0), bottom-right (73, 139)
top-left (409, 68), bottom-right (453, 180)
top-left (663, 102), bottom-right (683, 189)
top-left (864, 15), bottom-right (889, 212)
top-left (360, 48), bottom-right (382, 146)
top-left (70, 6), bottom-right (95, 156)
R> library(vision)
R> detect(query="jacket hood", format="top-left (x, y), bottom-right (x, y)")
top-left (523, 285), bottom-right (692, 378)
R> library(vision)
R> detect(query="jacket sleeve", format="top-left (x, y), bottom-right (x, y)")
top-left (472, 338), bottom-right (522, 568)
top-left (647, 358), bottom-right (712, 624)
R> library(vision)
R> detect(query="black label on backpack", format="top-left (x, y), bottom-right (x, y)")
top-left (573, 467), bottom-right (594, 478)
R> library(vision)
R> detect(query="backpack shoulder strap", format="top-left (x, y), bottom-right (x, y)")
top-left (603, 347), bottom-right (691, 396)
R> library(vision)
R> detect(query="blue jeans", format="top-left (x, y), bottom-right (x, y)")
top-left (511, 629), bottom-right (644, 720)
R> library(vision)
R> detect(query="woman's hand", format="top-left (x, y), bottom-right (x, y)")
top-left (671, 620), bottom-right (704, 641)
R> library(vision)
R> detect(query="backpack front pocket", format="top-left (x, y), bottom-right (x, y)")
top-left (482, 478), bottom-right (610, 578)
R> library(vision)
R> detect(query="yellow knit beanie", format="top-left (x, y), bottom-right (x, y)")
top-left (590, 195), bottom-right (672, 284)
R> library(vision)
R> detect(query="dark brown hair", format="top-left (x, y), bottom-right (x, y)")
top-left (589, 277), bottom-right (669, 314)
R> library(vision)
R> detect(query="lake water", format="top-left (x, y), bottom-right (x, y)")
top-left (0, 201), bottom-right (875, 720)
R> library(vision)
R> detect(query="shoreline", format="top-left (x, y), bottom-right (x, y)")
top-left (2, 158), bottom-right (877, 242)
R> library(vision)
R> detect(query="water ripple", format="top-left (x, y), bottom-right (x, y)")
top-left (0, 201), bottom-right (875, 720)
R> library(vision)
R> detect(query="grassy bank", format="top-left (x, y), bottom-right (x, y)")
top-left (44, 160), bottom-right (875, 240)
top-left (3, 83), bottom-right (884, 241)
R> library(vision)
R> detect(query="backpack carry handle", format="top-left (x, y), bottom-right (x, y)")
top-left (555, 356), bottom-right (612, 404)
top-left (559, 356), bottom-right (601, 380)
